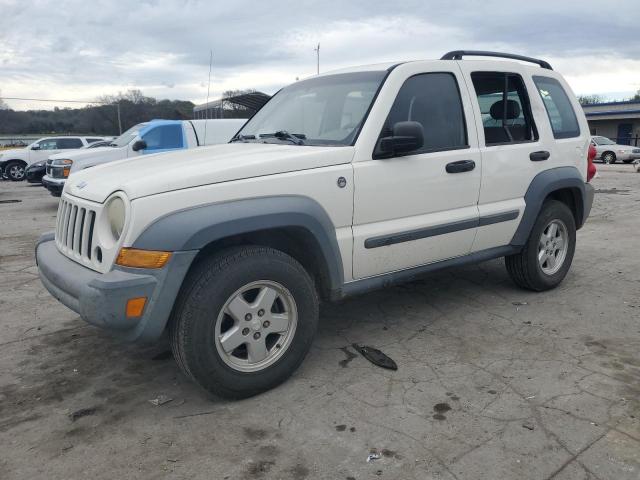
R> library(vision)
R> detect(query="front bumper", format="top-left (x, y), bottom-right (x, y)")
top-left (26, 165), bottom-right (46, 183)
top-left (36, 233), bottom-right (197, 342)
top-left (42, 175), bottom-right (64, 196)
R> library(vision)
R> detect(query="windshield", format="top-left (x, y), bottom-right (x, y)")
top-left (110, 123), bottom-right (147, 147)
top-left (236, 71), bottom-right (386, 146)
top-left (594, 136), bottom-right (615, 145)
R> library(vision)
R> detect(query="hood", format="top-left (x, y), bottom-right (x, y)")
top-left (51, 146), bottom-right (127, 169)
top-left (65, 143), bottom-right (354, 203)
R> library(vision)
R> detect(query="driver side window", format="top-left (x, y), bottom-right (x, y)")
top-left (378, 72), bottom-right (468, 155)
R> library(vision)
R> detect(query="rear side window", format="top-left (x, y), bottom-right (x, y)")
top-left (57, 138), bottom-right (84, 149)
top-left (142, 124), bottom-right (184, 151)
top-left (378, 72), bottom-right (468, 154)
top-left (533, 76), bottom-right (580, 139)
top-left (471, 72), bottom-right (538, 145)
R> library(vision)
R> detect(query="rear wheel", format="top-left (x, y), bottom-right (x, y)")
top-left (602, 152), bottom-right (616, 164)
top-left (506, 200), bottom-right (576, 291)
top-left (5, 161), bottom-right (26, 181)
top-left (169, 246), bottom-right (318, 398)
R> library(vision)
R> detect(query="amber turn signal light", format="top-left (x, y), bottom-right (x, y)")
top-left (126, 297), bottom-right (147, 318)
top-left (115, 248), bottom-right (172, 269)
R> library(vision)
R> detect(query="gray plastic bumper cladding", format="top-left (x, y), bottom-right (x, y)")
top-left (36, 233), bottom-right (197, 342)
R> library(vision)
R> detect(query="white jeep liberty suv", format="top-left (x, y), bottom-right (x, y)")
top-left (37, 51), bottom-right (596, 398)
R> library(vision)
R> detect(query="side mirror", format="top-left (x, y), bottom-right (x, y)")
top-left (31, 144), bottom-right (41, 150)
top-left (376, 121), bottom-right (424, 158)
top-left (131, 139), bottom-right (147, 152)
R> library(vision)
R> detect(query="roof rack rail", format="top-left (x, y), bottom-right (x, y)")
top-left (441, 50), bottom-right (553, 70)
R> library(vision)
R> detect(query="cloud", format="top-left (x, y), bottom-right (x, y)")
top-left (1, 0), bottom-right (639, 109)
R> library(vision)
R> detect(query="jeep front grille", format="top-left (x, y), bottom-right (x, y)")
top-left (55, 198), bottom-right (97, 261)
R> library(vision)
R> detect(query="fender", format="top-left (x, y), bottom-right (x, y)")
top-left (132, 195), bottom-right (344, 290)
top-left (510, 166), bottom-right (588, 247)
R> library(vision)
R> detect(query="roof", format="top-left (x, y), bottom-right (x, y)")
top-left (194, 91), bottom-right (271, 112)
top-left (582, 100), bottom-right (640, 120)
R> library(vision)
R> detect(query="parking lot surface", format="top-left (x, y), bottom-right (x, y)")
top-left (1, 166), bottom-right (639, 480)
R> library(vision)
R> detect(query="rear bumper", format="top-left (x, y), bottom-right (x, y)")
top-left (42, 175), bottom-right (64, 196)
top-left (583, 182), bottom-right (595, 226)
top-left (36, 233), bottom-right (197, 342)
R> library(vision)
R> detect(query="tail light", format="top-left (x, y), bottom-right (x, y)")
top-left (587, 144), bottom-right (597, 182)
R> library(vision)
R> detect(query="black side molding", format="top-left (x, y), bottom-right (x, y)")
top-left (441, 50), bottom-right (553, 70)
top-left (364, 210), bottom-right (520, 249)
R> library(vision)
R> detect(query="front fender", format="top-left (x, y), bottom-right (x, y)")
top-left (132, 195), bottom-right (344, 291)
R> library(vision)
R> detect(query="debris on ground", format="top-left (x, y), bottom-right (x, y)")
top-left (69, 407), bottom-right (98, 422)
top-left (522, 422), bottom-right (535, 431)
top-left (367, 452), bottom-right (381, 463)
top-left (512, 301), bottom-right (528, 306)
top-left (352, 344), bottom-right (398, 370)
top-left (149, 395), bottom-right (173, 406)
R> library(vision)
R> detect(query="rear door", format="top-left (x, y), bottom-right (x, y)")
top-left (456, 62), bottom-right (545, 252)
top-left (351, 63), bottom-right (481, 279)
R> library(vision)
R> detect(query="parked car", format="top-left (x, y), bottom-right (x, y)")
top-left (41, 119), bottom-right (245, 196)
top-left (26, 139), bottom-right (114, 183)
top-left (37, 50), bottom-right (595, 399)
top-left (590, 136), bottom-right (640, 164)
top-left (0, 136), bottom-right (108, 181)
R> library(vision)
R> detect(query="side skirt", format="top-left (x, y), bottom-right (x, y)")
top-left (333, 245), bottom-right (519, 300)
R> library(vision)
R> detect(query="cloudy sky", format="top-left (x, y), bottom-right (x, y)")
top-left (2, 0), bottom-right (639, 110)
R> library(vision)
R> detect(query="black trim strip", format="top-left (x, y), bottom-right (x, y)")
top-left (364, 210), bottom-right (520, 249)
top-left (478, 210), bottom-right (519, 227)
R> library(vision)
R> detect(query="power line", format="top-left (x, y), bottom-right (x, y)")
top-left (1, 97), bottom-right (112, 104)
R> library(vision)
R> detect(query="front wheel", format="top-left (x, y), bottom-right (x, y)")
top-left (602, 152), bottom-right (616, 164)
top-left (5, 161), bottom-right (26, 181)
top-left (169, 246), bottom-right (318, 398)
top-left (506, 200), bottom-right (576, 291)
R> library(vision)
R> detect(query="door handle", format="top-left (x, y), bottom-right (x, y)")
top-left (446, 160), bottom-right (476, 173)
top-left (530, 150), bottom-right (550, 161)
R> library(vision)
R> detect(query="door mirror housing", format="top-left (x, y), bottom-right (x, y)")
top-left (131, 139), bottom-right (147, 152)
top-left (376, 121), bottom-right (424, 158)
top-left (31, 144), bottom-right (41, 150)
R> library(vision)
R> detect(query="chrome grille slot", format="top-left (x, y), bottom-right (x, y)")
top-left (55, 196), bottom-right (99, 267)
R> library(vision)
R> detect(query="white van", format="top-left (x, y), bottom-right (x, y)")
top-left (41, 119), bottom-right (245, 196)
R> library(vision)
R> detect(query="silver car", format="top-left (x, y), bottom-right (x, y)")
top-left (590, 136), bottom-right (640, 164)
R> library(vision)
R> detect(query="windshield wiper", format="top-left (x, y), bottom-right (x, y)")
top-left (230, 134), bottom-right (256, 143)
top-left (259, 130), bottom-right (306, 145)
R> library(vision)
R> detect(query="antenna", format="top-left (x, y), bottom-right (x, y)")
top-left (203, 50), bottom-right (213, 146)
top-left (314, 43), bottom-right (320, 75)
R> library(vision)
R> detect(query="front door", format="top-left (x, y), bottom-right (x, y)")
top-left (351, 66), bottom-right (481, 279)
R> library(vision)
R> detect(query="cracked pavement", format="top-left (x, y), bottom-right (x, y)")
top-left (1, 165), bottom-right (639, 480)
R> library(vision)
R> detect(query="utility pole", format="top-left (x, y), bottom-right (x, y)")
top-left (314, 43), bottom-right (320, 75)
top-left (116, 103), bottom-right (122, 135)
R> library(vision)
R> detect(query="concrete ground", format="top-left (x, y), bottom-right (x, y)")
top-left (1, 165), bottom-right (639, 480)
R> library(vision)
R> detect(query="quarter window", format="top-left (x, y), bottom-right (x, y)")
top-left (533, 76), bottom-right (580, 139)
top-left (57, 138), bottom-right (84, 149)
top-left (377, 72), bottom-right (468, 155)
top-left (471, 72), bottom-right (538, 145)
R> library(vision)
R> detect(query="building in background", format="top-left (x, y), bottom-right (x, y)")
top-left (582, 100), bottom-right (640, 146)
top-left (194, 91), bottom-right (271, 120)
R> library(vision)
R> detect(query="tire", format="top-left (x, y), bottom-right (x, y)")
top-left (602, 152), bottom-right (616, 164)
top-left (622, 159), bottom-right (634, 164)
top-left (5, 161), bottom-right (26, 181)
top-left (505, 200), bottom-right (576, 291)
top-left (169, 246), bottom-right (319, 399)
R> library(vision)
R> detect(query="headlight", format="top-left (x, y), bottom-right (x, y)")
top-left (106, 196), bottom-right (126, 240)
top-left (53, 159), bottom-right (73, 177)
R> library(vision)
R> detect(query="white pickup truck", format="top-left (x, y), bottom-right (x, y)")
top-left (37, 50), bottom-right (595, 398)
top-left (41, 119), bottom-right (245, 196)
top-left (0, 136), bottom-right (108, 181)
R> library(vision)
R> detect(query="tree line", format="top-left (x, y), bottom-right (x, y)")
top-left (0, 89), bottom-right (194, 136)
top-left (578, 89), bottom-right (640, 105)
